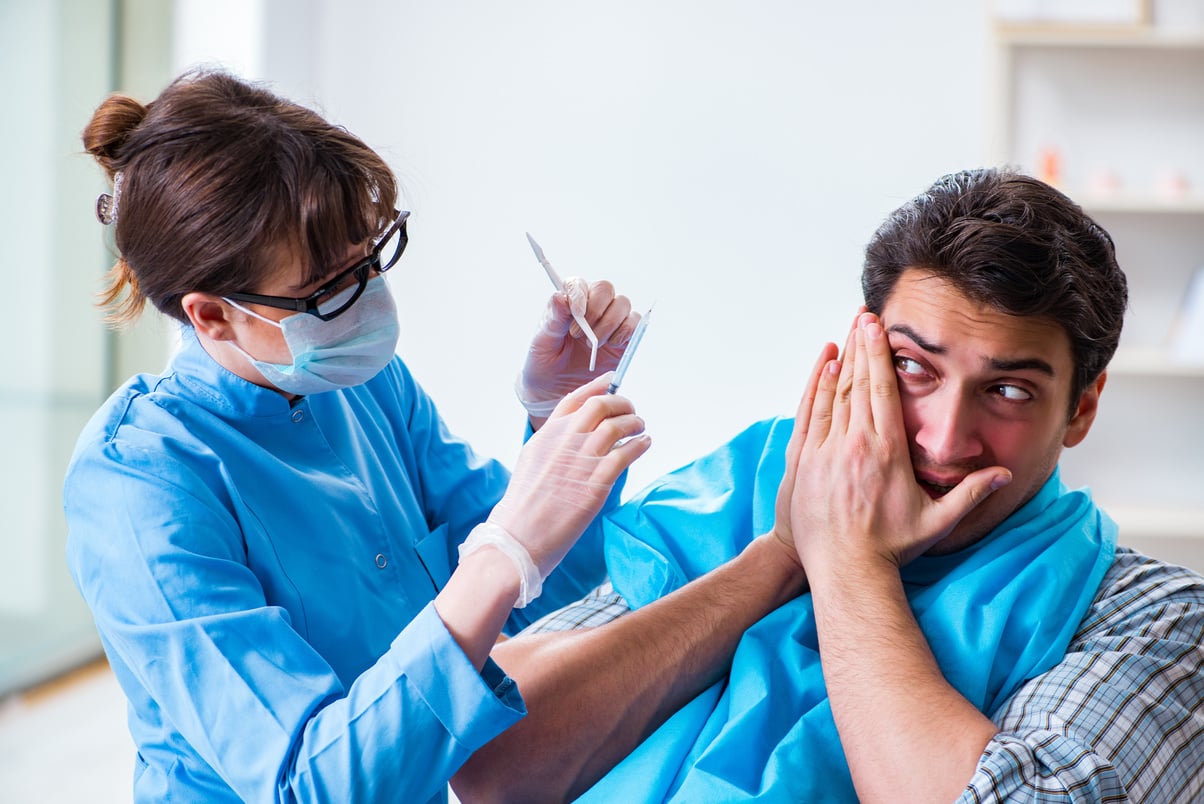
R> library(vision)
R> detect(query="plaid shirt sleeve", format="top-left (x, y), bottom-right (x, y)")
top-left (521, 581), bottom-right (631, 633)
top-left (959, 548), bottom-right (1204, 803)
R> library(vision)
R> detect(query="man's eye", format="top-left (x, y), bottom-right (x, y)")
top-left (992, 384), bottom-right (1033, 401)
top-left (894, 356), bottom-right (924, 376)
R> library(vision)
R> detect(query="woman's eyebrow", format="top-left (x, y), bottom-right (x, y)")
top-left (290, 253), bottom-right (364, 293)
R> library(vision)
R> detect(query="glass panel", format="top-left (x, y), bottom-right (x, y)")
top-left (0, 0), bottom-right (174, 695)
top-left (0, 0), bottom-right (115, 695)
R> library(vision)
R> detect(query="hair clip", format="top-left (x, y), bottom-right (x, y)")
top-left (95, 171), bottom-right (124, 226)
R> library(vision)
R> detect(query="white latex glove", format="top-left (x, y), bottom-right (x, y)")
top-left (516, 278), bottom-right (641, 419)
top-left (491, 372), bottom-right (650, 579)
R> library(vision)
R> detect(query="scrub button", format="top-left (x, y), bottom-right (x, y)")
top-left (291, 409), bottom-right (305, 423)
top-left (375, 553), bottom-right (388, 569)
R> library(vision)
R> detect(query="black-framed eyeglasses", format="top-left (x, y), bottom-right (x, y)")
top-left (225, 209), bottom-right (410, 321)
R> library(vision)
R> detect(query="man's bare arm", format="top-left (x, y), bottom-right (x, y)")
top-left (451, 533), bottom-right (806, 803)
top-left (809, 557), bottom-right (998, 803)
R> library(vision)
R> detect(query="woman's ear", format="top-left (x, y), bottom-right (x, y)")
top-left (181, 292), bottom-right (236, 341)
top-left (1063, 371), bottom-right (1107, 448)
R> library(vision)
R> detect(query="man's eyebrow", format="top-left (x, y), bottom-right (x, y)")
top-left (886, 323), bottom-right (1056, 376)
top-left (887, 324), bottom-right (944, 354)
top-left (988, 356), bottom-right (1056, 376)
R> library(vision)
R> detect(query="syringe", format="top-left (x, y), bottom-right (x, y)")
top-left (607, 306), bottom-right (652, 394)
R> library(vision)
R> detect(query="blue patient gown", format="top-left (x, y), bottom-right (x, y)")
top-left (584, 418), bottom-right (1117, 803)
top-left (63, 326), bottom-right (611, 803)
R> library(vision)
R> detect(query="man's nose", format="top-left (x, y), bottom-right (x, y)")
top-left (913, 391), bottom-right (984, 466)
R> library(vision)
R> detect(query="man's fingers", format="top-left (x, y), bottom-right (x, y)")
top-left (860, 315), bottom-right (903, 437)
top-left (935, 468), bottom-right (1013, 536)
top-left (788, 342), bottom-right (840, 462)
top-left (806, 355), bottom-right (842, 449)
top-left (849, 317), bottom-right (874, 428)
top-left (829, 319), bottom-right (860, 435)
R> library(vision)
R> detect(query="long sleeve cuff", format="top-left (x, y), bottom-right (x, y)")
top-left (393, 602), bottom-right (526, 752)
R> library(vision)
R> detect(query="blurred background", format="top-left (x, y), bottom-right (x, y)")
top-left (2, 0), bottom-right (1202, 799)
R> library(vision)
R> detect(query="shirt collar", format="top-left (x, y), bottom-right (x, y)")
top-left (170, 325), bottom-right (298, 418)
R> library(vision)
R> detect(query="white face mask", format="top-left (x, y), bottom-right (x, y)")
top-left (223, 278), bottom-right (400, 396)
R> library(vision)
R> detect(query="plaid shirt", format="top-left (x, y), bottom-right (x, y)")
top-left (525, 548), bottom-right (1204, 801)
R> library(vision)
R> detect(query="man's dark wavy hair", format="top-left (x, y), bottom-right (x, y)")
top-left (862, 167), bottom-right (1128, 415)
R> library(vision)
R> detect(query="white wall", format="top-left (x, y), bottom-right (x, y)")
top-left (191, 1), bottom-right (993, 492)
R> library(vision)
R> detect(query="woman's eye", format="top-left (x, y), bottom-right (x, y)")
top-left (319, 275), bottom-right (354, 299)
top-left (312, 268), bottom-right (359, 303)
top-left (894, 355), bottom-right (924, 376)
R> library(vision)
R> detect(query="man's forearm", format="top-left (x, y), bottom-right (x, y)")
top-left (452, 534), bottom-right (806, 803)
top-left (809, 557), bottom-right (997, 804)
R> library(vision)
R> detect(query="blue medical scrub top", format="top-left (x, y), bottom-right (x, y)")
top-left (63, 326), bottom-right (610, 803)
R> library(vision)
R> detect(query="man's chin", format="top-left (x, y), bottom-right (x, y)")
top-left (923, 515), bottom-right (998, 557)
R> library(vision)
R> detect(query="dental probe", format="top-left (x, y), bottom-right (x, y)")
top-left (525, 232), bottom-right (600, 371)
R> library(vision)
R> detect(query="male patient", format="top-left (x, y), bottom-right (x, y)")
top-left (455, 168), bottom-right (1204, 802)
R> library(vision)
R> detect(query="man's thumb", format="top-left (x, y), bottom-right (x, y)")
top-left (942, 467), bottom-right (1012, 527)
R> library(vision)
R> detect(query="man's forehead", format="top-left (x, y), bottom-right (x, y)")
top-left (880, 271), bottom-right (1071, 374)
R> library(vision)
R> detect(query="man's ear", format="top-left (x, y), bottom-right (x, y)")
top-left (181, 292), bottom-right (236, 342)
top-left (1064, 371), bottom-right (1107, 448)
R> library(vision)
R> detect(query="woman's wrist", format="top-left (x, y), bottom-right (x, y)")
top-left (459, 522), bottom-right (543, 608)
top-left (435, 545), bottom-right (522, 669)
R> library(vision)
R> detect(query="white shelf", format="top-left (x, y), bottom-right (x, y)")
top-left (1077, 193), bottom-right (1204, 215)
top-left (997, 24), bottom-right (1204, 49)
top-left (1110, 504), bottom-right (1204, 573)
top-left (1105, 504), bottom-right (1204, 540)
top-left (1109, 348), bottom-right (1204, 378)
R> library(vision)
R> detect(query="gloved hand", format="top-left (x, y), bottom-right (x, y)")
top-left (516, 278), bottom-right (641, 419)
top-left (489, 372), bottom-right (650, 584)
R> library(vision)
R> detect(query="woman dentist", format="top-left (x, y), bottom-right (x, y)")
top-left (64, 68), bottom-right (649, 803)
